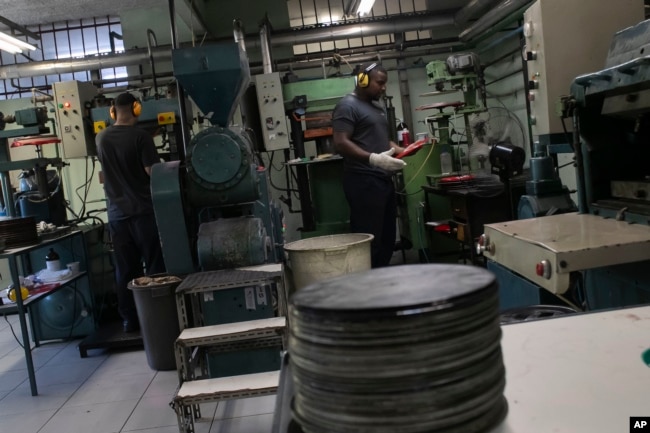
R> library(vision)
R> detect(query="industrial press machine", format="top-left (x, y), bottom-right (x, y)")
top-left (416, 53), bottom-right (524, 264)
top-left (278, 74), bottom-right (355, 238)
top-left (0, 106), bottom-right (65, 224)
top-left (150, 39), bottom-right (285, 377)
top-left (152, 41), bottom-right (284, 275)
top-left (479, 14), bottom-right (650, 311)
top-left (242, 69), bottom-right (357, 239)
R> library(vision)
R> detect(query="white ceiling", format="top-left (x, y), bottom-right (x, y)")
top-left (0, 0), bottom-right (169, 27)
top-left (0, 0), bottom-right (476, 31)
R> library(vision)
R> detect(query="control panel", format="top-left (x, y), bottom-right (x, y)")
top-left (523, 0), bottom-right (643, 138)
top-left (253, 72), bottom-right (290, 150)
top-left (52, 80), bottom-right (98, 158)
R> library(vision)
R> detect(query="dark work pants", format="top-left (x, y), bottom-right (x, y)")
top-left (108, 213), bottom-right (166, 323)
top-left (343, 172), bottom-right (396, 268)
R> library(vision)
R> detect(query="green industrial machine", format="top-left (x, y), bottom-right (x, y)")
top-left (151, 39), bottom-right (284, 378)
top-left (424, 52), bottom-right (487, 170)
top-left (152, 42), bottom-right (283, 275)
top-left (396, 53), bottom-right (488, 260)
top-left (426, 53), bottom-right (486, 115)
top-left (281, 75), bottom-right (355, 238)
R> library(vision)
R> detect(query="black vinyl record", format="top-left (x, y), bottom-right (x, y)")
top-left (289, 264), bottom-right (508, 433)
top-left (0, 216), bottom-right (37, 248)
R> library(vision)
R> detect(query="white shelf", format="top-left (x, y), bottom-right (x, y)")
top-left (177, 316), bottom-right (286, 347)
top-left (175, 370), bottom-right (280, 405)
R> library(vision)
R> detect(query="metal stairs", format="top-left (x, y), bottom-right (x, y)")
top-left (170, 264), bottom-right (288, 433)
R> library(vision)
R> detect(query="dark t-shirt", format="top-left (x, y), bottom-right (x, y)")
top-left (96, 125), bottom-right (160, 221)
top-left (332, 93), bottom-right (391, 178)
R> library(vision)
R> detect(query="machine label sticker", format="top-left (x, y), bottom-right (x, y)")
top-left (256, 286), bottom-right (267, 306)
top-left (244, 287), bottom-right (256, 310)
top-left (631, 417), bottom-right (650, 431)
top-left (203, 292), bottom-right (214, 302)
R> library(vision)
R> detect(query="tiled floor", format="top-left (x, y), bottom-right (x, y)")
top-left (0, 313), bottom-right (277, 433)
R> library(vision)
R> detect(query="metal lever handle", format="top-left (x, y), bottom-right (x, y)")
top-left (616, 55), bottom-right (650, 74)
top-left (574, 72), bottom-right (612, 86)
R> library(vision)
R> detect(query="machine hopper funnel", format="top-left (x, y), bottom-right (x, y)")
top-left (172, 42), bottom-right (250, 127)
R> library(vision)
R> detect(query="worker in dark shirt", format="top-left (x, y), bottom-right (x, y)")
top-left (332, 63), bottom-right (408, 268)
top-left (96, 92), bottom-right (166, 332)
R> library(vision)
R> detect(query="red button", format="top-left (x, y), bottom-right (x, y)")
top-left (535, 262), bottom-right (544, 276)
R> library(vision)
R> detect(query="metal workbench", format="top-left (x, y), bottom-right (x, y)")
top-left (0, 230), bottom-right (89, 396)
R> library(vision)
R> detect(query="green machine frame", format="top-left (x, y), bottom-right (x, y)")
top-left (282, 76), bottom-right (355, 238)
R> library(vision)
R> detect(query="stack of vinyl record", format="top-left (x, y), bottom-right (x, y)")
top-left (0, 216), bottom-right (38, 249)
top-left (289, 264), bottom-right (507, 433)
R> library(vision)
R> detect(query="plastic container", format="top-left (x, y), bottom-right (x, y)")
top-left (128, 274), bottom-right (182, 370)
top-left (440, 150), bottom-right (453, 174)
top-left (284, 233), bottom-right (374, 292)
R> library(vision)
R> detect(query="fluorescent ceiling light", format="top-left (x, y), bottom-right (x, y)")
top-left (0, 31), bottom-right (36, 51)
top-left (0, 39), bottom-right (21, 53)
top-left (357, 0), bottom-right (376, 15)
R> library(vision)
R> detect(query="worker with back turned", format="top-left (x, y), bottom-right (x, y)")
top-left (96, 92), bottom-right (166, 333)
top-left (332, 63), bottom-right (409, 268)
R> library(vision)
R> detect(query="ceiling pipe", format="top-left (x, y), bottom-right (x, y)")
top-left (459, 0), bottom-right (533, 43)
top-left (255, 44), bottom-right (462, 75)
top-left (0, 12), bottom-right (458, 80)
top-left (260, 21), bottom-right (273, 74)
top-left (233, 19), bottom-right (247, 55)
top-left (168, 0), bottom-right (190, 161)
top-left (247, 12), bottom-right (456, 49)
top-left (454, 0), bottom-right (503, 26)
top-left (0, 46), bottom-right (172, 80)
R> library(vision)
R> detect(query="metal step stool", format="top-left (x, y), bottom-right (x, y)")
top-left (172, 370), bottom-right (280, 433)
top-left (171, 264), bottom-right (288, 433)
top-left (175, 316), bottom-right (287, 382)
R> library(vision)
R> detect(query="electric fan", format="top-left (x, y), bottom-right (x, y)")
top-left (468, 106), bottom-right (527, 175)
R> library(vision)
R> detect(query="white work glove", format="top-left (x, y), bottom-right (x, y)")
top-left (368, 148), bottom-right (407, 171)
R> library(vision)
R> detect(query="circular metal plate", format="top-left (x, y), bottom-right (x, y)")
top-left (291, 264), bottom-right (496, 314)
top-left (288, 264), bottom-right (507, 433)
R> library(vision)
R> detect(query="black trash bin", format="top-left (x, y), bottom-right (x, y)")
top-left (128, 275), bottom-right (182, 370)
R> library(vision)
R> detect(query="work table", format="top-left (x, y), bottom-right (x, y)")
top-left (273, 305), bottom-right (650, 433)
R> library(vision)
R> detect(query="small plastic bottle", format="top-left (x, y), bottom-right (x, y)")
top-left (396, 121), bottom-right (408, 144)
top-left (45, 248), bottom-right (61, 271)
top-left (402, 128), bottom-right (411, 147)
top-left (440, 147), bottom-right (453, 174)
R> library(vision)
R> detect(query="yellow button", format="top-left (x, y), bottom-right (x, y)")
top-left (94, 121), bottom-right (106, 133)
top-left (157, 112), bottom-right (176, 125)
